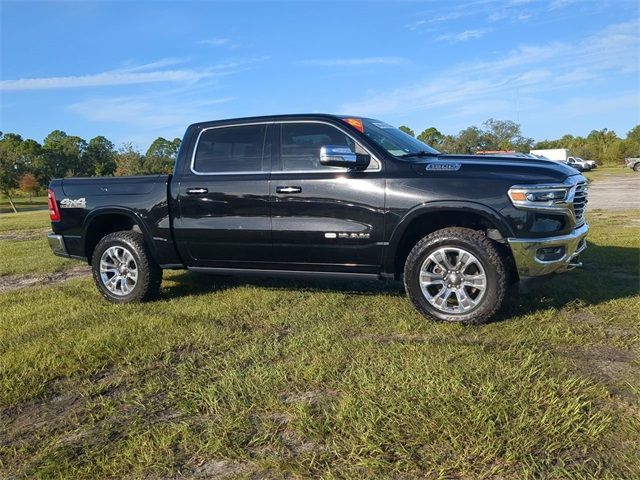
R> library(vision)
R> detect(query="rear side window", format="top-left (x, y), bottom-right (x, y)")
top-left (193, 124), bottom-right (266, 173)
top-left (280, 123), bottom-right (355, 171)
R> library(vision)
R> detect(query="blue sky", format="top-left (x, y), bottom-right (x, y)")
top-left (1, 0), bottom-right (639, 149)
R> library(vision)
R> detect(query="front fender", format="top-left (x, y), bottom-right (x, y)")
top-left (383, 201), bottom-right (514, 274)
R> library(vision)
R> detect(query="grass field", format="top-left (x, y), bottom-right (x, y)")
top-left (0, 211), bottom-right (76, 276)
top-left (0, 195), bottom-right (47, 214)
top-left (583, 166), bottom-right (636, 182)
top-left (0, 208), bottom-right (638, 478)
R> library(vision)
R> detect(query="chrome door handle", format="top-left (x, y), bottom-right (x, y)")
top-left (186, 187), bottom-right (208, 195)
top-left (276, 186), bottom-right (302, 194)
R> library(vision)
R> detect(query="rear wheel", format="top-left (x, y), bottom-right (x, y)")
top-left (403, 227), bottom-right (507, 325)
top-left (634, 163), bottom-right (640, 172)
top-left (91, 231), bottom-right (162, 303)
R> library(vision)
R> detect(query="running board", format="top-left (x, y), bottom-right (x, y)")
top-left (188, 266), bottom-right (382, 281)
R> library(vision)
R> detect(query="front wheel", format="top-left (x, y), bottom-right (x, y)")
top-left (91, 231), bottom-right (162, 303)
top-left (403, 227), bottom-right (508, 325)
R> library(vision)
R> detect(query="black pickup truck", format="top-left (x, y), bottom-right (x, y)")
top-left (47, 114), bottom-right (589, 324)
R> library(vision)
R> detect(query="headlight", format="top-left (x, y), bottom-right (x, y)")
top-left (508, 185), bottom-right (570, 209)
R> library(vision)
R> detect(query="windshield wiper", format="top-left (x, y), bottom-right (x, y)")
top-left (397, 150), bottom-right (439, 159)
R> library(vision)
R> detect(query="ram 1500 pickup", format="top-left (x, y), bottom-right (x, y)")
top-left (47, 114), bottom-right (589, 324)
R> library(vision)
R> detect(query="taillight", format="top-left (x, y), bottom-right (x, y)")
top-left (48, 189), bottom-right (61, 222)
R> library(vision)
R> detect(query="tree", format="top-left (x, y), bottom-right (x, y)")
top-left (417, 127), bottom-right (444, 148)
top-left (0, 137), bottom-right (21, 213)
top-left (440, 126), bottom-right (483, 154)
top-left (398, 125), bottom-right (415, 137)
top-left (19, 139), bottom-right (44, 180)
top-left (84, 136), bottom-right (116, 176)
top-left (586, 128), bottom-right (619, 165)
top-left (619, 125), bottom-right (640, 159)
top-left (481, 118), bottom-right (533, 152)
top-left (115, 143), bottom-right (145, 176)
top-left (144, 137), bottom-right (181, 174)
top-left (19, 173), bottom-right (39, 201)
top-left (41, 130), bottom-right (88, 180)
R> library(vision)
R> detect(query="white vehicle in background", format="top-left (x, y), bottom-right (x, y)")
top-left (576, 157), bottom-right (597, 169)
top-left (530, 148), bottom-right (570, 161)
top-left (567, 157), bottom-right (592, 171)
top-left (530, 149), bottom-right (591, 172)
top-left (625, 157), bottom-right (640, 171)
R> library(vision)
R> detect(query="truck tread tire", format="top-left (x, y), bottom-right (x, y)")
top-left (403, 227), bottom-right (507, 325)
top-left (91, 231), bottom-right (162, 303)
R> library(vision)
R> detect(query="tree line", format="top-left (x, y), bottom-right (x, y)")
top-left (1, 119), bottom-right (639, 212)
top-left (0, 130), bottom-right (179, 212)
top-left (399, 119), bottom-right (640, 165)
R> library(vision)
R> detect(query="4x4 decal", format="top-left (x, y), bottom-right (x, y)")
top-left (60, 198), bottom-right (86, 208)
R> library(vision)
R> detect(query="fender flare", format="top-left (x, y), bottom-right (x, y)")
top-left (82, 206), bottom-right (158, 262)
top-left (383, 201), bottom-right (514, 273)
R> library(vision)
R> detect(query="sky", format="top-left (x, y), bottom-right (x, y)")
top-left (1, 0), bottom-right (639, 150)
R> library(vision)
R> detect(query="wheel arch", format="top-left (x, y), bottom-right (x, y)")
top-left (83, 207), bottom-right (157, 265)
top-left (385, 201), bottom-right (516, 279)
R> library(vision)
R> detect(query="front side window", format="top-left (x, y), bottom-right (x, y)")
top-left (280, 123), bottom-right (356, 171)
top-left (193, 124), bottom-right (266, 173)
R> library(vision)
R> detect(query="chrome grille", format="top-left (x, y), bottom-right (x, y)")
top-left (573, 182), bottom-right (588, 226)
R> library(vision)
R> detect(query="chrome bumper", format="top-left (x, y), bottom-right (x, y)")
top-left (508, 223), bottom-right (589, 277)
top-left (47, 233), bottom-right (69, 257)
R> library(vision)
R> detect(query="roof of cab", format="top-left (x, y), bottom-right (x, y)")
top-left (187, 113), bottom-right (351, 130)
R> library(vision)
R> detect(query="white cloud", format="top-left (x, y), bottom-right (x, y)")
top-left (117, 58), bottom-right (186, 72)
top-left (436, 29), bottom-right (491, 42)
top-left (340, 20), bottom-right (640, 120)
top-left (300, 57), bottom-right (407, 67)
top-left (0, 70), bottom-right (216, 91)
top-left (199, 38), bottom-right (230, 46)
top-left (0, 57), bottom-right (268, 91)
top-left (199, 38), bottom-right (242, 49)
top-left (68, 95), bottom-right (234, 130)
top-left (405, 19), bottom-right (427, 30)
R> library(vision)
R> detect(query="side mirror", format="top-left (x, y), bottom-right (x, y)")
top-left (320, 145), bottom-right (370, 170)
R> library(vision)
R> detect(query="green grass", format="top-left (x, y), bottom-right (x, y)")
top-left (583, 166), bottom-right (636, 181)
top-left (0, 237), bottom-right (77, 276)
top-left (0, 211), bottom-right (75, 276)
top-left (0, 195), bottom-right (47, 214)
top-left (0, 210), bottom-right (51, 232)
top-left (0, 210), bottom-right (638, 479)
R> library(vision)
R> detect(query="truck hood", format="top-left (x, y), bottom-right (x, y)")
top-left (412, 153), bottom-right (577, 183)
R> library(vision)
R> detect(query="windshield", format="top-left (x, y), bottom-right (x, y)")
top-left (353, 118), bottom-right (440, 158)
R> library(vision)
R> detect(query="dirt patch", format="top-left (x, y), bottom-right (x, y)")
top-left (564, 345), bottom-right (638, 397)
top-left (351, 332), bottom-right (509, 351)
top-left (189, 459), bottom-right (255, 479)
top-left (0, 391), bottom-right (86, 445)
top-left (0, 265), bottom-right (91, 293)
top-left (280, 389), bottom-right (339, 407)
top-left (0, 228), bottom-right (49, 241)
top-left (587, 174), bottom-right (640, 210)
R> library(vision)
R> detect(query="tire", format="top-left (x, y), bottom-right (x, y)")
top-left (91, 231), bottom-right (162, 303)
top-left (403, 227), bottom-right (507, 325)
top-left (634, 163), bottom-right (640, 172)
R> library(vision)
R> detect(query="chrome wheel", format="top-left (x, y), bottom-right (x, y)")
top-left (419, 247), bottom-right (487, 314)
top-left (99, 246), bottom-right (138, 296)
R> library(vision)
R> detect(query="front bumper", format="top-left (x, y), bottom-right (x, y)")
top-left (47, 233), bottom-right (69, 258)
top-left (508, 223), bottom-right (589, 277)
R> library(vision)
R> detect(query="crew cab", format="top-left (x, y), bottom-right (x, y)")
top-left (47, 114), bottom-right (589, 324)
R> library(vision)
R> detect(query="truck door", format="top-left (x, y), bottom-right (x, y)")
top-left (269, 121), bottom-right (385, 273)
top-left (173, 123), bottom-right (273, 268)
